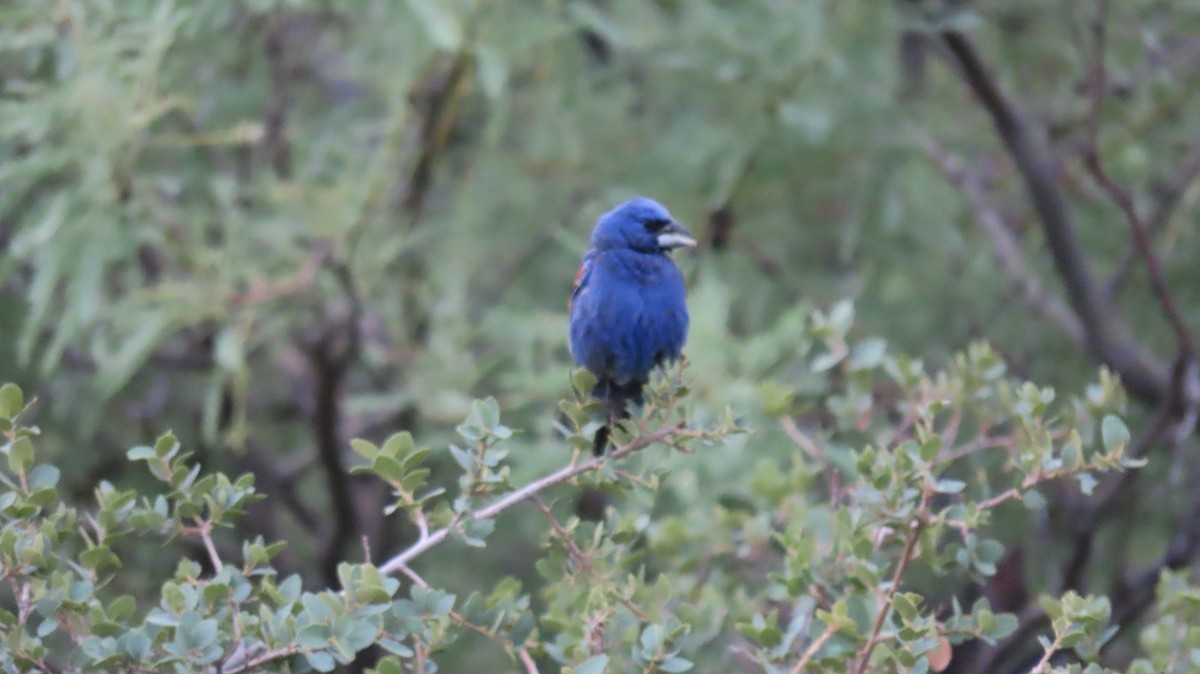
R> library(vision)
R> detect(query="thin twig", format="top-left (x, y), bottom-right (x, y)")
top-left (852, 487), bottom-right (931, 674)
top-left (781, 415), bottom-right (825, 463)
top-left (1108, 140), bottom-right (1200, 293)
top-left (378, 422), bottom-right (690, 576)
top-left (1030, 631), bottom-right (1064, 673)
top-left (790, 622), bottom-right (839, 674)
top-left (397, 563), bottom-right (517, 651)
top-left (413, 636), bottom-right (426, 674)
top-left (194, 518), bottom-right (224, 573)
top-left (219, 645), bottom-right (300, 674)
top-left (530, 495), bottom-right (649, 621)
top-left (518, 648), bottom-right (541, 674)
top-left (1082, 152), bottom-right (1193, 354)
top-left (1078, 0), bottom-right (1190, 353)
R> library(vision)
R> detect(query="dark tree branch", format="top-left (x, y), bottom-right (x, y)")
top-left (305, 261), bottom-right (364, 587)
top-left (391, 51), bottom-right (472, 224)
top-left (309, 334), bottom-right (355, 586)
top-left (938, 30), bottom-right (1169, 406)
top-left (262, 11), bottom-right (293, 180)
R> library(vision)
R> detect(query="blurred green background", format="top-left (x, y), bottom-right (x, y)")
top-left (3, 0), bottom-right (1199, 671)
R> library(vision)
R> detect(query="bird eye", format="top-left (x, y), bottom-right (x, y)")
top-left (643, 218), bottom-right (670, 233)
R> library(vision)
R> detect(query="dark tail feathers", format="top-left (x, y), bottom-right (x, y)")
top-left (591, 379), bottom-right (645, 456)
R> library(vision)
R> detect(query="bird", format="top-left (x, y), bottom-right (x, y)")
top-left (569, 197), bottom-right (696, 454)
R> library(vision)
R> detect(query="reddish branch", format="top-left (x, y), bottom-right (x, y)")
top-left (1077, 0), bottom-right (1192, 355)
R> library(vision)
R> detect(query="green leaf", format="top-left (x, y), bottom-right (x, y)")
top-left (176, 611), bottom-right (219, 650)
top-left (892, 593), bottom-right (920, 622)
top-left (350, 439), bottom-right (379, 461)
top-left (849, 338), bottom-right (887, 370)
top-left (475, 397), bottom-right (502, 432)
top-left (378, 637), bottom-right (414, 657)
top-left (0, 383), bottom-right (23, 419)
top-left (7, 436), bottom-right (34, 474)
top-left (381, 432), bottom-right (415, 458)
top-left (305, 650), bottom-right (337, 672)
top-left (154, 432), bottom-right (180, 458)
top-left (372, 455), bottom-right (405, 484)
top-left (934, 479), bottom-right (965, 494)
top-left (214, 327), bottom-right (245, 372)
top-left (448, 444), bottom-right (474, 471)
top-left (1100, 415), bottom-right (1129, 453)
top-left (28, 464), bottom-right (59, 490)
top-left (659, 657), bottom-right (694, 672)
top-left (126, 446), bottom-right (157, 461)
top-left (573, 654), bottom-right (609, 674)
top-left (400, 467), bottom-right (431, 493)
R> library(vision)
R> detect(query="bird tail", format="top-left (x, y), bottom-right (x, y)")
top-left (591, 379), bottom-right (645, 455)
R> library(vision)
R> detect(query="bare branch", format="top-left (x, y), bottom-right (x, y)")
top-left (217, 645), bottom-right (300, 674)
top-left (518, 649), bottom-right (541, 674)
top-left (194, 518), bottom-right (224, 574)
top-left (378, 421), bottom-right (691, 577)
top-left (262, 11), bottom-right (293, 179)
top-left (790, 622), bottom-right (839, 674)
top-left (1082, 151), bottom-right (1194, 354)
top-left (1076, 0), bottom-right (1192, 355)
top-left (1107, 141), bottom-right (1200, 294)
top-left (1030, 630), bottom-right (1064, 674)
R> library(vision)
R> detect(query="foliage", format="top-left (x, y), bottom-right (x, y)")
top-left (3, 0), bottom-right (1200, 672)
top-left (0, 309), bottom-right (1191, 672)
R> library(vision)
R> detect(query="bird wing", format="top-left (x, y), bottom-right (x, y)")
top-left (569, 253), bottom-right (594, 311)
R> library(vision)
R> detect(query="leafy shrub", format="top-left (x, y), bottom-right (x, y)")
top-left (3, 310), bottom-right (1195, 673)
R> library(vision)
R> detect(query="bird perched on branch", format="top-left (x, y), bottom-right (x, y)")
top-left (569, 197), bottom-right (696, 454)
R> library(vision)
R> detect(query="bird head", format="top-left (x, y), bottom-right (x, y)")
top-left (589, 197), bottom-right (697, 254)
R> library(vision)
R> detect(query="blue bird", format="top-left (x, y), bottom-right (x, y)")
top-left (569, 197), bottom-right (696, 453)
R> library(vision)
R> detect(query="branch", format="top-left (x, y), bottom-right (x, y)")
top-left (790, 622), bottom-right (839, 674)
top-left (261, 11), bottom-right (292, 179)
top-left (938, 30), bottom-right (1170, 405)
top-left (194, 518), bottom-right (224, 574)
top-left (915, 132), bottom-right (1084, 345)
top-left (1082, 152), bottom-right (1193, 354)
top-left (853, 487), bottom-right (931, 674)
top-left (214, 644), bottom-right (300, 674)
top-left (392, 51), bottom-right (472, 223)
top-left (1107, 140), bottom-right (1200, 294)
top-left (1077, 0), bottom-right (1192, 355)
top-left (531, 494), bottom-right (648, 621)
top-left (307, 302), bottom-right (363, 585)
top-left (378, 421), bottom-right (689, 577)
top-left (518, 649), bottom-right (541, 674)
top-left (1030, 630), bottom-right (1064, 674)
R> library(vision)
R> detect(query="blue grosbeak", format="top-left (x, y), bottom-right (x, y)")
top-left (569, 197), bottom-right (696, 453)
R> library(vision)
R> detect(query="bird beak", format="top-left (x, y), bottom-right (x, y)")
top-left (657, 220), bottom-right (697, 249)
